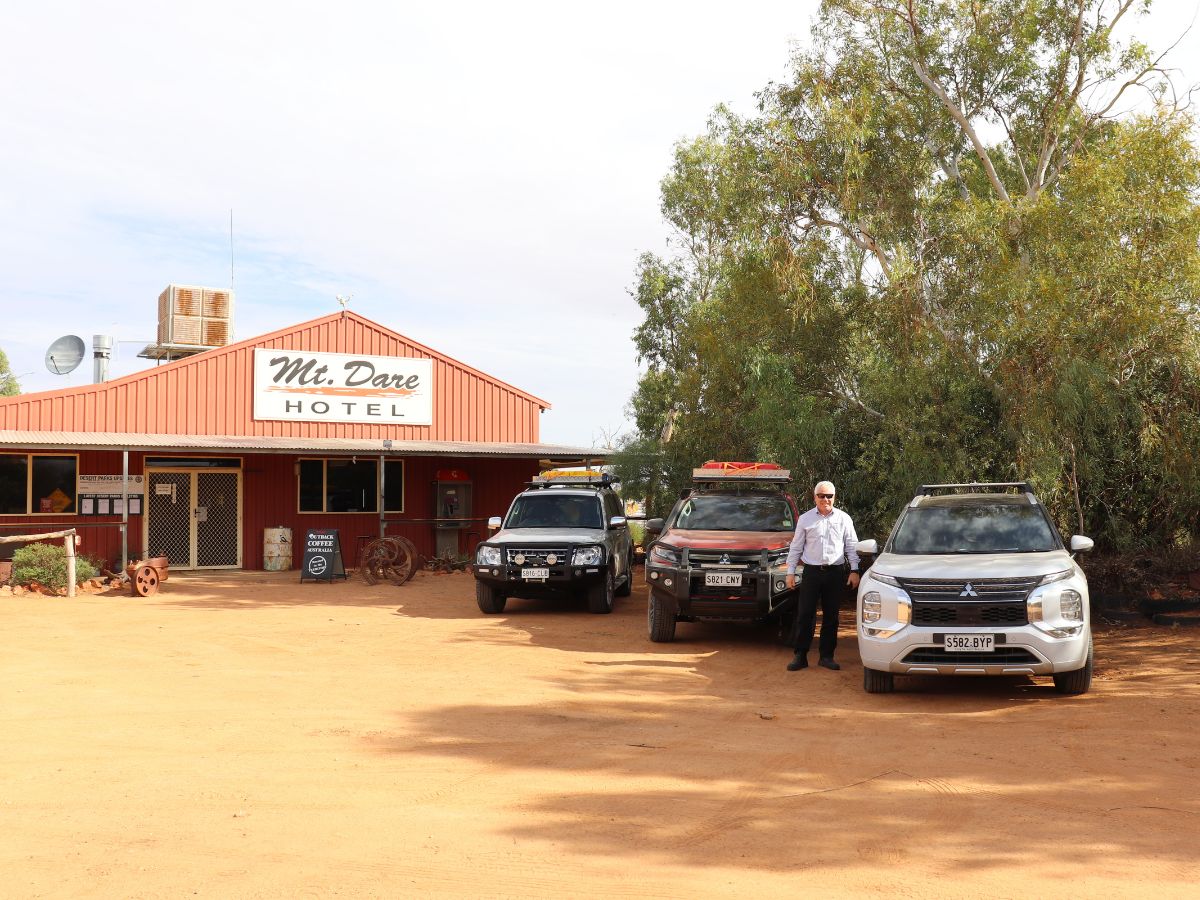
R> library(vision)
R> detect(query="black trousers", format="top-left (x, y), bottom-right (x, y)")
top-left (794, 566), bottom-right (847, 657)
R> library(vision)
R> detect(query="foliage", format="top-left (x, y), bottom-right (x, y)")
top-left (11, 542), bottom-right (99, 591)
top-left (0, 347), bottom-right (19, 396)
top-left (622, 0), bottom-right (1200, 551)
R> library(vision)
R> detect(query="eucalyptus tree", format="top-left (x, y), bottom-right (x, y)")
top-left (621, 0), bottom-right (1200, 546)
top-left (0, 348), bottom-right (20, 396)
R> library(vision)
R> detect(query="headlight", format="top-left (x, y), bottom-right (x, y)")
top-left (1061, 590), bottom-right (1083, 621)
top-left (869, 571), bottom-right (900, 587)
top-left (650, 544), bottom-right (679, 566)
top-left (476, 545), bottom-right (501, 566)
top-left (1041, 568), bottom-right (1074, 585)
top-left (572, 546), bottom-right (604, 566)
top-left (862, 591), bottom-right (882, 623)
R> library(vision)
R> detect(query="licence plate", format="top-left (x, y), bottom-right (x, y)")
top-left (705, 572), bottom-right (742, 587)
top-left (944, 634), bottom-right (994, 652)
top-left (521, 568), bottom-right (550, 580)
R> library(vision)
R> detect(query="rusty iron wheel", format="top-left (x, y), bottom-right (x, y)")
top-left (133, 565), bottom-right (160, 597)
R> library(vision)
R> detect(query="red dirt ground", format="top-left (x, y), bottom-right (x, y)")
top-left (2, 568), bottom-right (1198, 898)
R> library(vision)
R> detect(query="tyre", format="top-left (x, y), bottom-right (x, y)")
top-left (615, 550), bottom-right (634, 597)
top-left (587, 567), bottom-right (615, 614)
top-left (863, 667), bottom-right (895, 694)
top-left (475, 580), bottom-right (507, 614)
top-left (648, 592), bottom-right (677, 642)
top-left (1053, 640), bottom-right (1093, 695)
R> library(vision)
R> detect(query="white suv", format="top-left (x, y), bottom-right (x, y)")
top-left (855, 483), bottom-right (1094, 695)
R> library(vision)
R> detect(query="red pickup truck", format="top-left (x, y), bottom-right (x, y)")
top-left (643, 462), bottom-right (801, 643)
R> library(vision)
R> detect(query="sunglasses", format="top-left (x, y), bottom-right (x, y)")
top-left (816, 493), bottom-right (835, 499)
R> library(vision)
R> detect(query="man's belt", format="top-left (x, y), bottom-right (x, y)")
top-left (803, 562), bottom-right (846, 571)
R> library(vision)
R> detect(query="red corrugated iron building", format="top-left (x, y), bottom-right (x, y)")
top-left (0, 310), bottom-right (602, 571)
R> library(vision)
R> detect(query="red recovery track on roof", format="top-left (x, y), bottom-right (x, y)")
top-left (692, 461), bottom-right (791, 482)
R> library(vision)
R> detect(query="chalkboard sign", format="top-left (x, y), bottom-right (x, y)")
top-left (300, 528), bottom-right (347, 583)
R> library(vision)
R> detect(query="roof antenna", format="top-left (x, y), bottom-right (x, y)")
top-left (229, 209), bottom-right (235, 292)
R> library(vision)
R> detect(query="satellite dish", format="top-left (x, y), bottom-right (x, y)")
top-left (45, 335), bottom-right (86, 375)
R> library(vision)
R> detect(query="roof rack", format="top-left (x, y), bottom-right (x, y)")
top-left (917, 482), bottom-right (1032, 495)
top-left (529, 472), bottom-right (619, 489)
top-left (912, 482), bottom-right (1036, 506)
top-left (692, 462), bottom-right (791, 485)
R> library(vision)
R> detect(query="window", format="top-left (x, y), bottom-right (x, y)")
top-left (505, 494), bottom-right (603, 529)
top-left (672, 494), bottom-right (794, 532)
top-left (297, 458), bottom-right (405, 513)
top-left (891, 503), bottom-right (1057, 554)
top-left (0, 454), bottom-right (78, 515)
top-left (603, 491), bottom-right (623, 525)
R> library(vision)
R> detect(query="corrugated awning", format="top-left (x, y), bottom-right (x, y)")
top-left (0, 431), bottom-right (609, 463)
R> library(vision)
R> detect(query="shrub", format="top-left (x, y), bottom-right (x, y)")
top-left (11, 542), bottom-right (98, 592)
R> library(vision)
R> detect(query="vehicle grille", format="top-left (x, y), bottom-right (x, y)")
top-left (505, 547), bottom-right (571, 569)
top-left (686, 549), bottom-right (771, 571)
top-left (902, 647), bottom-right (1040, 666)
top-left (900, 575), bottom-right (1038, 627)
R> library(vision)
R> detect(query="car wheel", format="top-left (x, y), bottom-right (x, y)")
top-left (475, 580), bottom-right (507, 614)
top-left (863, 667), bottom-right (895, 694)
top-left (1052, 639), bottom-right (1093, 695)
top-left (648, 592), bottom-right (677, 642)
top-left (615, 550), bottom-right (634, 598)
top-left (588, 567), bottom-right (615, 614)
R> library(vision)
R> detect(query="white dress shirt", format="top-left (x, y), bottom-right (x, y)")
top-left (785, 506), bottom-right (860, 574)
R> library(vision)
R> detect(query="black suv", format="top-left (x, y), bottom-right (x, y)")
top-left (472, 473), bottom-right (635, 614)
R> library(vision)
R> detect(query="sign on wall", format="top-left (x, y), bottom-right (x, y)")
top-left (78, 474), bottom-right (146, 516)
top-left (253, 349), bottom-right (433, 425)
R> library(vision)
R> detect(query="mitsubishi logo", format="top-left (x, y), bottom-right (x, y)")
top-left (719, 553), bottom-right (731, 565)
top-left (960, 583), bottom-right (979, 597)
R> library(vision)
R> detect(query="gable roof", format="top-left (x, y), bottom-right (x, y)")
top-left (0, 310), bottom-right (552, 444)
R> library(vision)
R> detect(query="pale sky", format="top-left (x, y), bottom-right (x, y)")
top-left (1, 1), bottom-right (1196, 446)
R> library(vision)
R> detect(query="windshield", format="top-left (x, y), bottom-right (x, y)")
top-left (890, 503), bottom-right (1057, 554)
top-left (506, 494), bottom-right (603, 529)
top-left (672, 494), bottom-right (795, 532)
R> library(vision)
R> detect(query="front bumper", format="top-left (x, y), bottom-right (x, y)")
top-left (473, 563), bottom-right (606, 592)
top-left (857, 623), bottom-right (1092, 675)
top-left (645, 559), bottom-right (795, 620)
top-left (856, 567), bottom-right (1092, 675)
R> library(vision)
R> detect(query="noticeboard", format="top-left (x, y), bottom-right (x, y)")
top-left (300, 528), bottom-right (347, 583)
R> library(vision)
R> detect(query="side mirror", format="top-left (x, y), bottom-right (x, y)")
top-left (645, 518), bottom-right (665, 536)
top-left (487, 516), bottom-right (502, 532)
top-left (608, 515), bottom-right (627, 529)
top-left (1069, 535), bottom-right (1094, 553)
top-left (855, 539), bottom-right (879, 555)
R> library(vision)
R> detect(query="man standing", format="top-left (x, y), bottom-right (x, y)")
top-left (784, 481), bottom-right (860, 671)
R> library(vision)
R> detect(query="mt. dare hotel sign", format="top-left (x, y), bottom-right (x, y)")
top-left (253, 349), bottom-right (433, 425)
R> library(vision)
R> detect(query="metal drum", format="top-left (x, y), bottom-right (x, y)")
top-left (263, 526), bottom-right (293, 571)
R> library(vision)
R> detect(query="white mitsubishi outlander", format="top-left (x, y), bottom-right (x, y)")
top-left (855, 482), bottom-right (1094, 695)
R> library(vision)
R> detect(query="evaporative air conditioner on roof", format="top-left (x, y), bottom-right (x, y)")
top-left (157, 284), bottom-right (235, 348)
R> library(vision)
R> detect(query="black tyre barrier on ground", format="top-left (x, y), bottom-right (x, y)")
top-left (1152, 613), bottom-right (1200, 627)
top-left (1139, 596), bottom-right (1200, 615)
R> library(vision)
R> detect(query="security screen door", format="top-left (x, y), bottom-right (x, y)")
top-left (146, 470), bottom-right (241, 569)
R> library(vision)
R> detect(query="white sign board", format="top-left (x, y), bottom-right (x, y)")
top-left (253, 349), bottom-right (433, 425)
top-left (78, 474), bottom-right (145, 494)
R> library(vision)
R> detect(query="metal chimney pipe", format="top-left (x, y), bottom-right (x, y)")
top-left (93, 334), bottom-right (113, 383)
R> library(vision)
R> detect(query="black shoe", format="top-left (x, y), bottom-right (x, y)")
top-left (786, 653), bottom-right (808, 671)
top-left (818, 657), bottom-right (841, 671)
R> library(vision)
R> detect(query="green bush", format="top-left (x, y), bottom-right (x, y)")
top-left (11, 542), bottom-right (98, 592)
